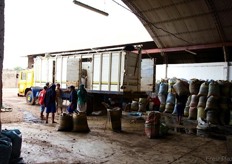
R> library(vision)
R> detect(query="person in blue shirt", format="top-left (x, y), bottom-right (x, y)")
top-left (67, 85), bottom-right (77, 114)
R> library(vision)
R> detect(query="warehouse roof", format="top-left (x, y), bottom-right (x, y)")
top-left (28, 1), bottom-right (232, 64)
top-left (122, 0), bottom-right (232, 50)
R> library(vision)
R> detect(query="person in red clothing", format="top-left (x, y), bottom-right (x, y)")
top-left (38, 86), bottom-right (48, 119)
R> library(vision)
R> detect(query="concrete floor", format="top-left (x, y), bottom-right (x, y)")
top-left (1, 88), bottom-right (231, 164)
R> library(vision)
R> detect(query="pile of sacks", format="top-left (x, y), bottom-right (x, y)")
top-left (157, 78), bottom-right (232, 125)
top-left (58, 112), bottom-right (90, 133)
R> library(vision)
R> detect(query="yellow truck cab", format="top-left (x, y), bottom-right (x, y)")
top-left (17, 69), bottom-right (44, 105)
top-left (18, 69), bottom-right (34, 96)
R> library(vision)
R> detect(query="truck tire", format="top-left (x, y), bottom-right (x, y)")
top-left (26, 91), bottom-right (35, 105)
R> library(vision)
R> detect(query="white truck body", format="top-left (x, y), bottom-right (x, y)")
top-left (33, 50), bottom-right (142, 94)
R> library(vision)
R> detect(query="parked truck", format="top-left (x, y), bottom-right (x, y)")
top-left (17, 46), bottom-right (155, 113)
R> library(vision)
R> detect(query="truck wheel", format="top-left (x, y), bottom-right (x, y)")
top-left (26, 91), bottom-right (35, 105)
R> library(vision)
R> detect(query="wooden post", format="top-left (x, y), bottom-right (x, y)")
top-left (161, 52), bottom-right (168, 79)
top-left (223, 46), bottom-right (229, 80)
top-left (153, 58), bottom-right (156, 92)
top-left (0, 0), bottom-right (5, 132)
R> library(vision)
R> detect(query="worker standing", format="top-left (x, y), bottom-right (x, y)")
top-left (44, 84), bottom-right (57, 123)
top-left (38, 86), bottom-right (47, 119)
top-left (77, 84), bottom-right (87, 113)
top-left (55, 83), bottom-right (63, 114)
top-left (67, 85), bottom-right (77, 114)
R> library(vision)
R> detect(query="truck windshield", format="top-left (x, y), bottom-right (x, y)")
top-left (27, 72), bottom-right (33, 81)
top-left (21, 72), bottom-right (26, 80)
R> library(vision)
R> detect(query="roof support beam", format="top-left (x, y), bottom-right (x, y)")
top-left (136, 42), bottom-right (232, 54)
top-left (223, 46), bottom-right (229, 62)
top-left (205, 0), bottom-right (226, 42)
top-left (73, 0), bottom-right (109, 16)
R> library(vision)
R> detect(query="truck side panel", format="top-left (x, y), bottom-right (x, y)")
top-left (48, 58), bottom-right (55, 83)
top-left (111, 52), bottom-right (123, 92)
top-left (141, 58), bottom-right (154, 91)
top-left (33, 50), bottom-right (141, 94)
top-left (122, 51), bottom-right (141, 92)
top-left (66, 57), bottom-right (80, 87)
top-left (56, 57), bottom-right (63, 87)
top-left (61, 57), bottom-right (68, 88)
top-left (41, 58), bottom-right (48, 84)
top-left (34, 57), bottom-right (54, 87)
top-left (34, 57), bottom-right (41, 86)
top-left (92, 51), bottom-right (124, 92)
top-left (92, 54), bottom-right (101, 91)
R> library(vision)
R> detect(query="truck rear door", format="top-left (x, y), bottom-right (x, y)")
top-left (141, 58), bottom-right (154, 92)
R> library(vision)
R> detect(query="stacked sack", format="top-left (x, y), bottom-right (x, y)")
top-left (190, 79), bottom-right (203, 119)
top-left (156, 77), bottom-right (232, 125)
top-left (184, 95), bottom-right (191, 117)
top-left (204, 80), bottom-right (220, 124)
top-left (173, 79), bottom-right (190, 115)
top-left (158, 79), bottom-right (168, 112)
top-left (164, 78), bottom-right (176, 113)
top-left (218, 80), bottom-right (231, 125)
top-left (196, 80), bottom-right (231, 125)
top-left (187, 79), bottom-right (203, 120)
top-left (58, 112), bottom-right (90, 133)
top-left (196, 80), bottom-right (209, 120)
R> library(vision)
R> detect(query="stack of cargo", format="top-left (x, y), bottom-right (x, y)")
top-left (197, 96), bottom-right (207, 119)
top-left (188, 94), bottom-right (199, 120)
top-left (58, 112), bottom-right (90, 133)
top-left (197, 81), bottom-right (209, 119)
top-left (156, 78), bottom-right (232, 125)
top-left (184, 96), bottom-right (191, 117)
top-left (173, 79), bottom-right (190, 116)
top-left (188, 79), bottom-right (203, 119)
top-left (158, 80), bottom-right (168, 112)
top-left (204, 81), bottom-right (220, 124)
top-left (164, 78), bottom-right (176, 113)
top-left (218, 81), bottom-right (231, 125)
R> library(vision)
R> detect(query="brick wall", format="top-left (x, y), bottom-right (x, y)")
top-left (2, 69), bottom-right (18, 88)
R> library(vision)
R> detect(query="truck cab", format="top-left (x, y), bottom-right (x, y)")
top-left (17, 69), bottom-right (43, 105)
top-left (17, 69), bottom-right (34, 96)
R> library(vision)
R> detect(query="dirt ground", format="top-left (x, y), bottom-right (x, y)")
top-left (1, 88), bottom-right (231, 164)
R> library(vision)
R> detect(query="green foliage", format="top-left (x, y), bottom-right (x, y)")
top-left (14, 66), bottom-right (23, 71)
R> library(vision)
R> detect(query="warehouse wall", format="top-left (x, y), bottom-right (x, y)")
top-left (2, 70), bottom-right (18, 88)
top-left (156, 62), bottom-right (230, 81)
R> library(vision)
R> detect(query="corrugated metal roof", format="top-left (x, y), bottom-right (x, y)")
top-left (122, 0), bottom-right (232, 49)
